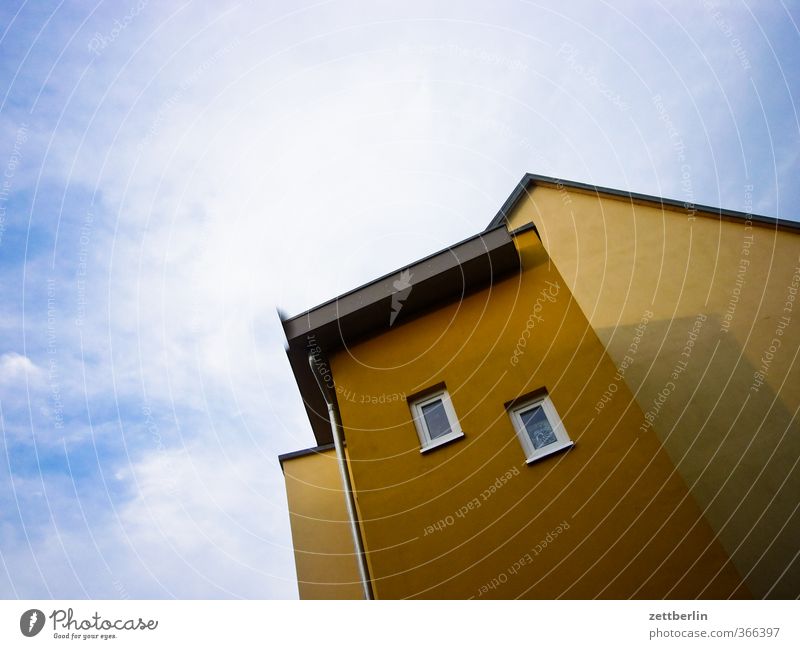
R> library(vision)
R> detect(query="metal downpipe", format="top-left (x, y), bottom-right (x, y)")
top-left (308, 352), bottom-right (374, 600)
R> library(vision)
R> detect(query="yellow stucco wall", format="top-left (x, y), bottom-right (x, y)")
top-left (282, 448), bottom-right (364, 599)
top-left (329, 230), bottom-right (746, 599)
top-left (505, 183), bottom-right (800, 597)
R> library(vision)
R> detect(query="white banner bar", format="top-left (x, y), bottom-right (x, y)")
top-left (1, 600), bottom-right (797, 648)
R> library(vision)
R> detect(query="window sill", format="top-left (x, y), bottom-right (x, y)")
top-left (420, 430), bottom-right (465, 454)
top-left (525, 440), bottom-right (574, 465)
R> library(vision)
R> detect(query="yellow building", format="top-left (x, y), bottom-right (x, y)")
top-left (279, 174), bottom-right (799, 599)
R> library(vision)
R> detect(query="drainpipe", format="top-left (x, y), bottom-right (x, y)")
top-left (308, 352), bottom-right (374, 600)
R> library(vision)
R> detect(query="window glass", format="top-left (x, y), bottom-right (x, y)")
top-left (519, 405), bottom-right (558, 449)
top-left (421, 399), bottom-right (452, 439)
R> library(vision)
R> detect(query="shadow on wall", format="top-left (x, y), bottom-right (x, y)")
top-left (597, 314), bottom-right (800, 599)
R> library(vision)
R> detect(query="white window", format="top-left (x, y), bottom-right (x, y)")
top-left (508, 394), bottom-right (573, 463)
top-left (410, 389), bottom-right (465, 453)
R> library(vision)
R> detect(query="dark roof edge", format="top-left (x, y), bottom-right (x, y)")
top-left (280, 224), bottom-right (521, 447)
top-left (278, 442), bottom-right (336, 468)
top-left (509, 221), bottom-right (538, 237)
top-left (487, 173), bottom-right (800, 233)
top-left (281, 222), bottom-right (511, 327)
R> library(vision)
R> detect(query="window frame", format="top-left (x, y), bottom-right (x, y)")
top-left (508, 394), bottom-right (573, 464)
top-left (410, 388), bottom-right (465, 453)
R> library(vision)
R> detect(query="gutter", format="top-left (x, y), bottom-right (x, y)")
top-left (308, 352), bottom-right (374, 600)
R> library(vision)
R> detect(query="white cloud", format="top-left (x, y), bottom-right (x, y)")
top-left (0, 352), bottom-right (42, 384)
top-left (0, 438), bottom-right (297, 598)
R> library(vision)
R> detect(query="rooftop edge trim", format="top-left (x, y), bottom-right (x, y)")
top-left (486, 173), bottom-right (800, 232)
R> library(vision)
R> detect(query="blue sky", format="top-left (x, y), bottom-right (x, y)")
top-left (0, 0), bottom-right (798, 598)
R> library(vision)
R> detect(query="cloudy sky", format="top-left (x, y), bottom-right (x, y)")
top-left (0, 1), bottom-right (798, 598)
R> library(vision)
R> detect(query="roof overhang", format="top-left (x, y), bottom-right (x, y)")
top-left (487, 173), bottom-right (800, 233)
top-left (281, 223), bottom-right (522, 446)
